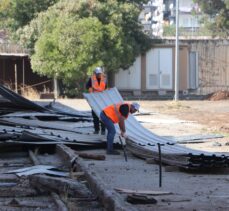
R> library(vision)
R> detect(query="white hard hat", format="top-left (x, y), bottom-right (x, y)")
top-left (131, 102), bottom-right (140, 111)
top-left (94, 67), bottom-right (103, 74)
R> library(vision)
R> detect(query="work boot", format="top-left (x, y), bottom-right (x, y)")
top-left (106, 150), bottom-right (120, 155)
top-left (93, 130), bottom-right (99, 134)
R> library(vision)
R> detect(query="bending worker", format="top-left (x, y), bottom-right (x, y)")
top-left (86, 67), bottom-right (107, 135)
top-left (100, 102), bottom-right (140, 155)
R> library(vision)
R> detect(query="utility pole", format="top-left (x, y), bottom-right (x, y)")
top-left (174, 0), bottom-right (179, 101)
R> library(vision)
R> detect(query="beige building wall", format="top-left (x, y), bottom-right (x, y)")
top-left (166, 39), bottom-right (229, 95)
top-left (179, 46), bottom-right (189, 91)
top-left (190, 40), bottom-right (229, 95)
top-left (171, 46), bottom-right (189, 91)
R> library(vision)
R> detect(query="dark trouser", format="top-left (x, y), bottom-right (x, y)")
top-left (100, 111), bottom-right (116, 151)
top-left (92, 110), bottom-right (105, 132)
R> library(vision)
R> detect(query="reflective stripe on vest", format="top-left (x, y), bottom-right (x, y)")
top-left (91, 74), bottom-right (106, 92)
top-left (103, 103), bottom-right (130, 123)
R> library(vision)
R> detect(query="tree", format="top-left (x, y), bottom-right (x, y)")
top-left (194, 0), bottom-right (229, 37)
top-left (0, 0), bottom-right (58, 30)
top-left (17, 0), bottom-right (152, 86)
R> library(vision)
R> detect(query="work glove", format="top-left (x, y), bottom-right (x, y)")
top-left (121, 131), bottom-right (127, 139)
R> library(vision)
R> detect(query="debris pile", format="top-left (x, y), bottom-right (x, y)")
top-left (0, 84), bottom-right (229, 170)
top-left (207, 90), bottom-right (229, 101)
top-left (0, 144), bottom-right (103, 210)
top-left (0, 84), bottom-right (108, 147)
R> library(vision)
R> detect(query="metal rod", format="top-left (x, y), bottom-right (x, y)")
top-left (22, 57), bottom-right (25, 93)
top-left (157, 143), bottom-right (162, 187)
top-left (174, 0), bottom-right (180, 101)
top-left (14, 63), bottom-right (18, 93)
top-left (119, 136), bottom-right (127, 162)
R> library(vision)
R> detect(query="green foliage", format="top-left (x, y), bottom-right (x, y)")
top-left (163, 25), bottom-right (212, 37)
top-left (0, 0), bottom-right (13, 28)
top-left (193, 0), bottom-right (229, 37)
top-left (163, 25), bottom-right (176, 36)
top-left (31, 16), bottom-right (105, 82)
top-left (0, 0), bottom-right (58, 30)
top-left (17, 0), bottom-right (152, 85)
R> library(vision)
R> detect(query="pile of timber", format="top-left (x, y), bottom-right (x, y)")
top-left (0, 144), bottom-right (103, 210)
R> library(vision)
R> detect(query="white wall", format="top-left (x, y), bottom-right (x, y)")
top-left (179, 13), bottom-right (199, 28)
top-left (146, 48), bottom-right (159, 89)
top-left (114, 57), bottom-right (141, 90)
top-left (180, 0), bottom-right (193, 8)
top-left (146, 48), bottom-right (173, 90)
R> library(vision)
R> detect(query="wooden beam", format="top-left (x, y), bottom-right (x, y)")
top-left (77, 152), bottom-right (105, 160)
top-left (29, 149), bottom-right (40, 165)
top-left (56, 144), bottom-right (137, 211)
top-left (51, 192), bottom-right (68, 211)
top-left (29, 174), bottom-right (91, 197)
top-left (115, 188), bottom-right (172, 196)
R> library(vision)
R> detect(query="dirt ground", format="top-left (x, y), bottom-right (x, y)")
top-left (58, 98), bottom-right (229, 151)
top-left (56, 98), bottom-right (229, 211)
top-left (137, 100), bottom-right (229, 153)
top-left (140, 100), bottom-right (229, 135)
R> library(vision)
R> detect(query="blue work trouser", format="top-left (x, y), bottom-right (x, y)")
top-left (100, 111), bottom-right (116, 151)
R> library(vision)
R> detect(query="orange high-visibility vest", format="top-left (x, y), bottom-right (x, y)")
top-left (103, 103), bottom-right (130, 123)
top-left (90, 74), bottom-right (106, 93)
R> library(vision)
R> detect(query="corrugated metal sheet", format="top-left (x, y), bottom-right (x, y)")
top-left (0, 124), bottom-right (105, 145)
top-left (84, 88), bottom-right (229, 169)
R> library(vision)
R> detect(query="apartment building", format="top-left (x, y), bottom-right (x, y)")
top-left (140, 0), bottom-right (201, 37)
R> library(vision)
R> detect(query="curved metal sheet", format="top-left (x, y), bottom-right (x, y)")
top-left (84, 88), bottom-right (229, 168)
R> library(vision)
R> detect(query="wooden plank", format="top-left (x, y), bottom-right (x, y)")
top-left (161, 198), bottom-right (192, 202)
top-left (115, 188), bottom-right (172, 196)
top-left (28, 147), bottom-right (69, 210)
top-left (0, 187), bottom-right (38, 197)
top-left (126, 194), bottom-right (157, 204)
top-left (77, 152), bottom-right (106, 160)
top-left (56, 144), bottom-right (79, 168)
top-left (29, 150), bottom-right (40, 165)
top-left (29, 174), bottom-right (91, 197)
top-left (51, 192), bottom-right (68, 211)
top-left (57, 144), bottom-right (137, 211)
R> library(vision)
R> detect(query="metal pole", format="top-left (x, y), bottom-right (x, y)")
top-left (14, 63), bottom-right (18, 93)
top-left (157, 143), bottom-right (162, 187)
top-left (119, 136), bottom-right (128, 162)
top-left (174, 0), bottom-right (180, 101)
top-left (22, 58), bottom-right (25, 93)
top-left (54, 77), bottom-right (58, 99)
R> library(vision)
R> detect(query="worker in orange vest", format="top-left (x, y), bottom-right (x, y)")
top-left (86, 67), bottom-right (107, 134)
top-left (100, 102), bottom-right (140, 155)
